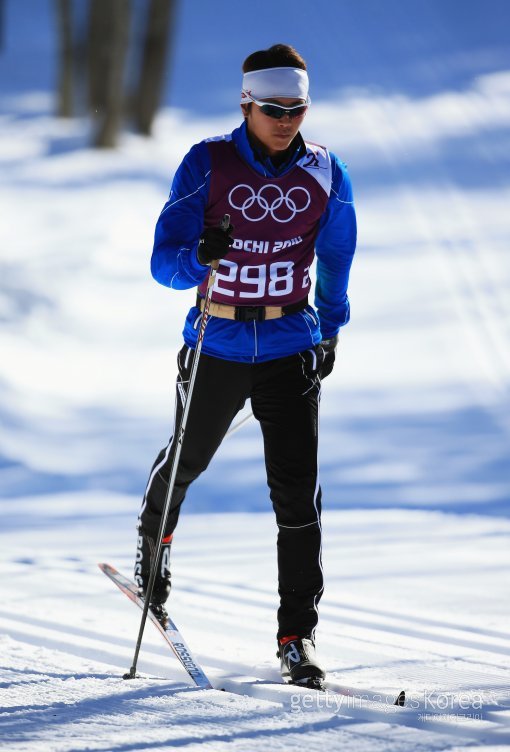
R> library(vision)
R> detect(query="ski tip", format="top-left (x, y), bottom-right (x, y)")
top-left (98, 562), bottom-right (117, 576)
top-left (394, 690), bottom-right (406, 707)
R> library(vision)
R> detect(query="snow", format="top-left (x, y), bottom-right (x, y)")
top-left (1, 1), bottom-right (510, 749)
top-left (2, 501), bottom-right (510, 750)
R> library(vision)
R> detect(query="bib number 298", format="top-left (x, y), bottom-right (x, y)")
top-left (214, 260), bottom-right (297, 299)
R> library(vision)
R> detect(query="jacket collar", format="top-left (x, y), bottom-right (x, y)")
top-left (232, 121), bottom-right (306, 178)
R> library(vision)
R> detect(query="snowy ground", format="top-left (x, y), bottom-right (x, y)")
top-left (1, 497), bottom-right (510, 750)
top-left (1, 1), bottom-right (510, 749)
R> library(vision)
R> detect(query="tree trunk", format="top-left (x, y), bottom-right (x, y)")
top-left (132, 0), bottom-right (176, 136)
top-left (55, 0), bottom-right (74, 118)
top-left (0, 0), bottom-right (5, 53)
top-left (89, 0), bottom-right (130, 148)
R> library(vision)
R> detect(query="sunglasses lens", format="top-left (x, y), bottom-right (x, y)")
top-left (260, 104), bottom-right (284, 119)
top-left (259, 104), bottom-right (307, 120)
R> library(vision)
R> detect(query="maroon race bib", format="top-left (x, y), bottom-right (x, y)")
top-left (197, 137), bottom-right (332, 306)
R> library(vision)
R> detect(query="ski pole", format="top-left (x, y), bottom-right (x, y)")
top-left (124, 214), bottom-right (230, 680)
top-left (225, 410), bottom-right (253, 438)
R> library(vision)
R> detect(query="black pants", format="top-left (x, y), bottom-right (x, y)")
top-left (139, 345), bottom-right (323, 640)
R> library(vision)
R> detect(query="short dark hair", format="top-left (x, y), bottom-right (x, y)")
top-left (242, 44), bottom-right (307, 73)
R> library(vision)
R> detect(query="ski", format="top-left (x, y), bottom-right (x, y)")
top-left (326, 684), bottom-right (405, 707)
top-left (219, 675), bottom-right (406, 712)
top-left (320, 680), bottom-right (405, 707)
top-left (99, 562), bottom-right (212, 689)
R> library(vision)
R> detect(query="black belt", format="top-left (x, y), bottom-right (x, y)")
top-left (195, 294), bottom-right (308, 322)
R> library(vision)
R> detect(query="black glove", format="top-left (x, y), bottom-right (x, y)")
top-left (300, 346), bottom-right (325, 380)
top-left (300, 334), bottom-right (339, 381)
top-left (197, 222), bottom-right (234, 266)
top-left (319, 335), bottom-right (338, 379)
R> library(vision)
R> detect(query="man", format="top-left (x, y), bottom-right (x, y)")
top-left (135, 43), bottom-right (357, 687)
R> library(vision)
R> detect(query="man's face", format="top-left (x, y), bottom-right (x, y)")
top-left (243, 97), bottom-right (307, 157)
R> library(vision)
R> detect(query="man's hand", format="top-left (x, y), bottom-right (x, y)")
top-left (299, 334), bottom-right (338, 381)
top-left (319, 335), bottom-right (338, 379)
top-left (197, 222), bottom-right (234, 266)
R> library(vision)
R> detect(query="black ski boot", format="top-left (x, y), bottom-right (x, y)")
top-left (134, 528), bottom-right (172, 626)
top-left (278, 636), bottom-right (326, 689)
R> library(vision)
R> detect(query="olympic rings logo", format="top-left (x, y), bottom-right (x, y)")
top-left (228, 183), bottom-right (311, 223)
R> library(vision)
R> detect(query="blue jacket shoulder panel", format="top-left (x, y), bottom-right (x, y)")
top-left (151, 141), bottom-right (212, 289)
top-left (314, 153), bottom-right (357, 338)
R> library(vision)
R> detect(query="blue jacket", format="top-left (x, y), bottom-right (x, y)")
top-left (151, 121), bottom-right (357, 362)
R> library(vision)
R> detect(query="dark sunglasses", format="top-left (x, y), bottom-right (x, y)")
top-left (247, 94), bottom-right (310, 120)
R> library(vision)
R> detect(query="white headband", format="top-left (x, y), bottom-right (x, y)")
top-left (241, 67), bottom-right (309, 103)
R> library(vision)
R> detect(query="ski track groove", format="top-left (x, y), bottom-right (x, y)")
top-left (3, 590), bottom-right (510, 748)
top-left (175, 577), bottom-right (510, 656)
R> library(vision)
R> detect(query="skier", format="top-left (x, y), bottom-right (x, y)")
top-left (134, 43), bottom-right (357, 687)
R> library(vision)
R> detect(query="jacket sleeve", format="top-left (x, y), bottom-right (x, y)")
top-left (314, 154), bottom-right (357, 339)
top-left (150, 142), bottom-right (211, 289)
